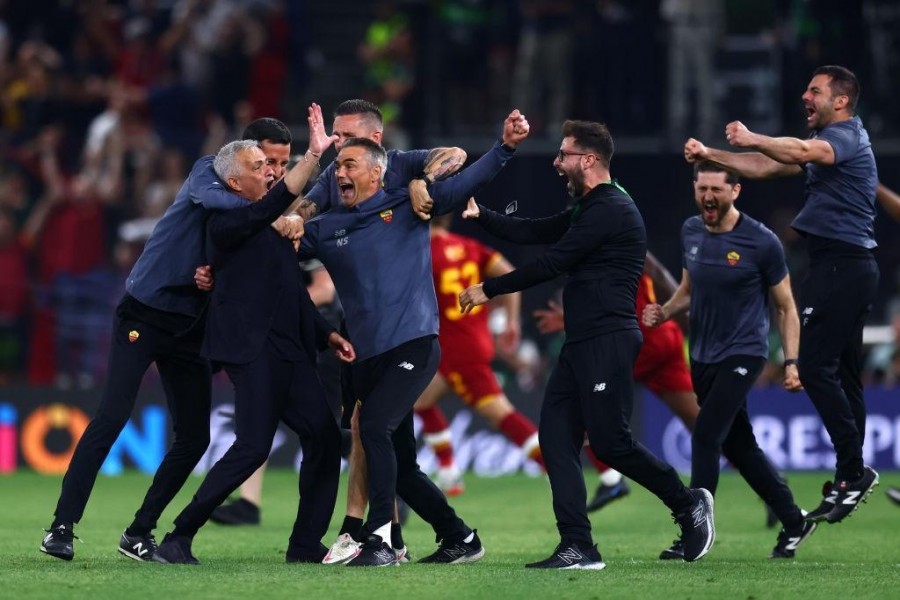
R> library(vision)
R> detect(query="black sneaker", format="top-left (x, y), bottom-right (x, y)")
top-left (673, 488), bottom-right (715, 562)
top-left (658, 538), bottom-right (684, 560)
top-left (152, 533), bottom-right (199, 565)
top-left (40, 524), bottom-right (77, 561)
top-left (586, 479), bottom-right (631, 513)
top-left (418, 530), bottom-right (485, 564)
top-left (887, 486), bottom-right (900, 506)
top-left (285, 542), bottom-right (328, 564)
top-left (209, 498), bottom-right (260, 526)
top-left (770, 518), bottom-right (817, 559)
top-left (525, 541), bottom-right (605, 570)
top-left (826, 466), bottom-right (879, 524)
top-left (345, 534), bottom-right (398, 567)
top-left (804, 480), bottom-right (837, 523)
top-left (118, 531), bottom-right (158, 561)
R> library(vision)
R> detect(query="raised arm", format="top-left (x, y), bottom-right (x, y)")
top-left (724, 120), bottom-right (835, 166)
top-left (769, 274), bottom-right (802, 392)
top-left (284, 104), bottom-right (338, 195)
top-left (459, 198), bottom-right (616, 310)
top-left (463, 197), bottom-right (571, 245)
top-left (684, 138), bottom-right (802, 180)
top-left (425, 109), bottom-right (530, 216)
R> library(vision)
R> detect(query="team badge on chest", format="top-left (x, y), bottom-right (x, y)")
top-left (380, 209), bottom-right (393, 223)
top-left (726, 250), bottom-right (741, 266)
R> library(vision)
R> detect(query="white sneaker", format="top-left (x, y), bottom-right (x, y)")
top-left (394, 545), bottom-right (410, 563)
top-left (322, 533), bottom-right (362, 565)
top-left (435, 465), bottom-right (465, 497)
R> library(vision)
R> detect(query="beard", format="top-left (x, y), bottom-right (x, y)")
top-left (566, 171), bottom-right (585, 198)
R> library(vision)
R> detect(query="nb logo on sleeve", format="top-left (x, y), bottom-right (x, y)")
top-left (802, 306), bottom-right (814, 326)
top-left (592, 383), bottom-right (606, 392)
top-left (398, 362), bottom-right (415, 371)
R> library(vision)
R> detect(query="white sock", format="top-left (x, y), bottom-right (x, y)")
top-left (463, 531), bottom-right (475, 543)
top-left (372, 521), bottom-right (391, 546)
top-left (599, 469), bottom-right (622, 487)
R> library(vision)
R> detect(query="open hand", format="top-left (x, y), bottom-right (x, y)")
top-left (307, 103), bottom-right (339, 157)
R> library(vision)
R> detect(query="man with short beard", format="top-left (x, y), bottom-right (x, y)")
top-left (458, 120), bottom-right (715, 569)
top-left (643, 161), bottom-right (813, 560)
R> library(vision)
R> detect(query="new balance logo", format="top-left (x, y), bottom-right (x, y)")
top-left (374, 548), bottom-right (395, 563)
top-left (733, 367), bottom-right (748, 376)
top-left (691, 505), bottom-right (706, 529)
top-left (557, 548), bottom-right (583, 565)
top-left (841, 491), bottom-right (861, 505)
top-left (802, 306), bottom-right (814, 326)
top-left (783, 536), bottom-right (801, 551)
top-left (444, 545), bottom-right (466, 559)
top-left (133, 542), bottom-right (147, 557)
top-left (398, 361), bottom-right (414, 371)
top-left (593, 383), bottom-right (606, 392)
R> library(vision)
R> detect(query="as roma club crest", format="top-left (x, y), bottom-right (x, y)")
top-left (380, 209), bottom-right (393, 223)
top-left (726, 251), bottom-right (741, 266)
top-left (128, 330), bottom-right (140, 343)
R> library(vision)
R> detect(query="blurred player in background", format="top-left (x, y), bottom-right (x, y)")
top-left (414, 212), bottom-right (543, 496)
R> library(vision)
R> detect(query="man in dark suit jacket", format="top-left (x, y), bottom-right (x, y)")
top-left (154, 105), bottom-right (355, 565)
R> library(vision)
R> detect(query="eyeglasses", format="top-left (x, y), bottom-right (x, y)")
top-left (556, 149), bottom-right (592, 162)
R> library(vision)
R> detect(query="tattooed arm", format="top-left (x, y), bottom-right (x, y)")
top-left (412, 146), bottom-right (468, 220)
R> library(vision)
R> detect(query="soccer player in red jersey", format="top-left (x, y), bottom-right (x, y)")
top-left (415, 213), bottom-right (543, 494)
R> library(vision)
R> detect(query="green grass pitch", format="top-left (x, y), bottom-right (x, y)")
top-left (4, 470), bottom-right (899, 599)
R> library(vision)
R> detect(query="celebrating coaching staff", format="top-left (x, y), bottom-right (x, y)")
top-left (153, 104), bottom-right (354, 565)
top-left (685, 65), bottom-right (880, 524)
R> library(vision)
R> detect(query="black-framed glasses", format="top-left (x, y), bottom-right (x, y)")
top-left (557, 149), bottom-right (591, 162)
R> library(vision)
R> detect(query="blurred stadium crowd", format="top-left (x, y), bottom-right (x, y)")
top-left (1, 0), bottom-right (899, 389)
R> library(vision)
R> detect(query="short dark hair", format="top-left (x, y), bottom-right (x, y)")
top-left (693, 161), bottom-right (740, 185)
top-left (813, 65), bottom-right (860, 113)
top-left (241, 118), bottom-right (292, 145)
top-left (334, 99), bottom-right (383, 127)
top-left (561, 120), bottom-right (614, 168)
